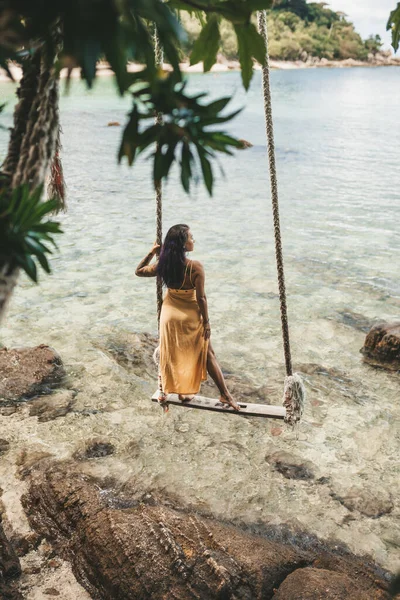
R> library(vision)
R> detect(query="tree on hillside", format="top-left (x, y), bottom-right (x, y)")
top-left (307, 2), bottom-right (341, 28)
top-left (364, 35), bottom-right (383, 56)
top-left (0, 0), bottom-right (273, 324)
top-left (272, 0), bottom-right (309, 19)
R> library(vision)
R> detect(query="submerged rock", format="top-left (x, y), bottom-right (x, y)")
top-left (361, 323), bottom-right (400, 371)
top-left (337, 310), bottom-right (373, 333)
top-left (297, 363), bottom-right (352, 384)
top-left (330, 486), bottom-right (394, 519)
top-left (21, 460), bottom-right (392, 600)
top-left (100, 331), bottom-right (158, 380)
top-left (29, 389), bottom-right (76, 422)
top-left (266, 451), bottom-right (315, 481)
top-left (0, 345), bottom-right (65, 403)
top-left (73, 438), bottom-right (115, 461)
top-left (0, 439), bottom-right (10, 455)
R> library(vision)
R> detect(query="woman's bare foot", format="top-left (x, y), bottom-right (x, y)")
top-left (157, 392), bottom-right (169, 413)
top-left (178, 394), bottom-right (195, 402)
top-left (219, 393), bottom-right (240, 411)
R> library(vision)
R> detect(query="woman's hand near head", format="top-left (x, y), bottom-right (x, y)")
top-left (151, 241), bottom-right (161, 256)
top-left (135, 241), bottom-right (160, 277)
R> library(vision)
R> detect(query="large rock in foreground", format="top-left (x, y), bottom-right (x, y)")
top-left (361, 323), bottom-right (400, 371)
top-left (21, 460), bottom-right (392, 600)
top-left (0, 520), bottom-right (22, 599)
top-left (0, 345), bottom-right (65, 402)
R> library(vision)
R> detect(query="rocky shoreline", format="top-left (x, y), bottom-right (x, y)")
top-left (0, 331), bottom-right (399, 598)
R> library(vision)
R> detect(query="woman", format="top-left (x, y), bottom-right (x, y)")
top-left (135, 224), bottom-right (239, 410)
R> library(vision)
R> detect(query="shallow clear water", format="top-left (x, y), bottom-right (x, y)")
top-left (0, 68), bottom-right (399, 572)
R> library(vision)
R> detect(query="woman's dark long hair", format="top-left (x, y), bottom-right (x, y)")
top-left (157, 224), bottom-right (189, 287)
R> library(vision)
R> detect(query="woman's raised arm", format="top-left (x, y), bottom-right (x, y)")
top-left (135, 242), bottom-right (160, 277)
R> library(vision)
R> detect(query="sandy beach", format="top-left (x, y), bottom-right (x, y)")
top-left (1, 51), bottom-right (399, 84)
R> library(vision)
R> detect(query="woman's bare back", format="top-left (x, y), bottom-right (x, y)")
top-left (169, 259), bottom-right (201, 290)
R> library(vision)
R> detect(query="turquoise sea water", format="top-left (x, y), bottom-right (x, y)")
top-left (1, 67), bottom-right (399, 572)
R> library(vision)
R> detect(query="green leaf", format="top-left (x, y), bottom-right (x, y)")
top-left (14, 184), bottom-right (31, 223)
top-left (23, 199), bottom-right (58, 227)
top-left (248, 25), bottom-right (267, 66)
top-left (137, 124), bottom-right (162, 153)
top-left (200, 96), bottom-right (231, 115)
top-left (387, 3), bottom-right (400, 52)
top-left (0, 184), bottom-right (63, 283)
top-left (200, 108), bottom-right (242, 127)
top-left (180, 143), bottom-right (192, 193)
top-left (153, 148), bottom-right (164, 184)
top-left (81, 38), bottom-right (102, 88)
top-left (30, 222), bottom-right (63, 235)
top-left (205, 132), bottom-right (243, 148)
top-left (162, 141), bottom-right (178, 179)
top-left (29, 230), bottom-right (60, 249)
top-left (104, 32), bottom-right (129, 95)
top-left (196, 146), bottom-right (213, 195)
top-left (190, 14), bottom-right (220, 72)
top-left (118, 106), bottom-right (140, 165)
top-left (24, 236), bottom-right (52, 256)
top-left (234, 22), bottom-right (266, 89)
top-left (15, 254), bottom-right (38, 283)
top-left (35, 252), bottom-right (51, 274)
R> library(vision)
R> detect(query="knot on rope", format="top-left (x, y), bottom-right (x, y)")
top-left (283, 373), bottom-right (305, 426)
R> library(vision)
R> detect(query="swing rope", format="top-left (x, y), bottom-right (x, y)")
top-left (257, 10), bottom-right (305, 425)
top-left (257, 10), bottom-right (292, 377)
top-left (154, 25), bottom-right (164, 327)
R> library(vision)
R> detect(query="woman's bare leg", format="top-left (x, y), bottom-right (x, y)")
top-left (206, 343), bottom-right (240, 410)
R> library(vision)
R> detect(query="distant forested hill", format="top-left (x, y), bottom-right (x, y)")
top-left (180, 1), bottom-right (383, 62)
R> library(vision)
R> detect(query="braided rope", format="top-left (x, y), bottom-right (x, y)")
top-left (2, 53), bottom-right (41, 179)
top-left (13, 50), bottom-right (59, 189)
top-left (154, 26), bottom-right (164, 325)
top-left (257, 11), bottom-right (293, 378)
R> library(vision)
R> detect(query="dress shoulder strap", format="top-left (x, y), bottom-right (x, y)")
top-left (178, 261), bottom-right (190, 290)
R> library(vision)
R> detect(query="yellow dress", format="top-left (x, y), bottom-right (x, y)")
top-left (159, 261), bottom-right (208, 394)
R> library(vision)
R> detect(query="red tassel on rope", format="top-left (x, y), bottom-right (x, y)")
top-left (48, 126), bottom-right (66, 212)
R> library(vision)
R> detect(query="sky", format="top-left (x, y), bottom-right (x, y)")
top-left (324, 0), bottom-right (396, 49)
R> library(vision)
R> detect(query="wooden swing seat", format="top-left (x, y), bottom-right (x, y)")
top-left (151, 391), bottom-right (286, 419)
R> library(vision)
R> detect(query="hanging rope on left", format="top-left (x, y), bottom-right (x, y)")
top-left (154, 25), bottom-right (164, 326)
top-left (153, 26), bottom-right (167, 408)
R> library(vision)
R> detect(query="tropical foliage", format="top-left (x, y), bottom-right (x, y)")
top-left (0, 0), bottom-right (273, 295)
top-left (181, 1), bottom-right (383, 62)
top-left (0, 0), bottom-right (273, 196)
top-left (0, 184), bottom-right (62, 282)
